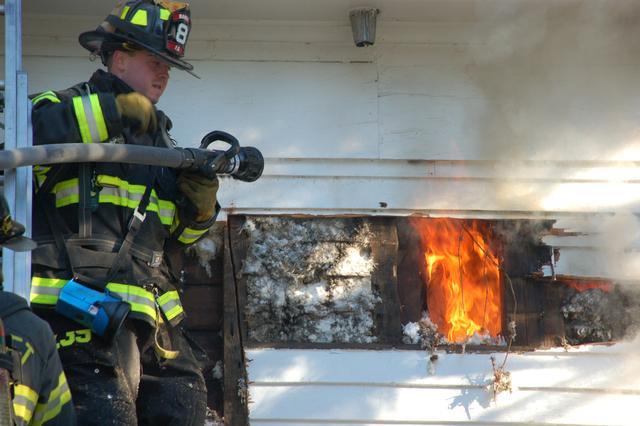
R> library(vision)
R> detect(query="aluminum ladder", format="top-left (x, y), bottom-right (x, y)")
top-left (1, 0), bottom-right (32, 301)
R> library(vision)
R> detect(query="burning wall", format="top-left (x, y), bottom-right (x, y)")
top-left (232, 215), bottom-right (640, 348)
top-left (410, 218), bottom-right (502, 343)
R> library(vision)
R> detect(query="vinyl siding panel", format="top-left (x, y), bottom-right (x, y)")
top-left (247, 347), bottom-right (640, 425)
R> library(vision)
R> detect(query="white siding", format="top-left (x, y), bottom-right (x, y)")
top-left (247, 345), bottom-right (640, 425)
top-left (4, 4), bottom-right (640, 425)
top-left (2, 5), bottom-right (639, 280)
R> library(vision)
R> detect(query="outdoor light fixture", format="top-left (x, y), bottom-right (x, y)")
top-left (349, 8), bottom-right (380, 47)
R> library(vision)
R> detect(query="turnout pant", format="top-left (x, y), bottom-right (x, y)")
top-left (35, 310), bottom-right (207, 425)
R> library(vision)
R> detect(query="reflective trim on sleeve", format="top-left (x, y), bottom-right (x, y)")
top-left (32, 90), bottom-right (61, 105)
top-left (29, 277), bottom-right (67, 305)
top-left (72, 94), bottom-right (109, 143)
top-left (106, 283), bottom-right (157, 321)
top-left (177, 226), bottom-right (210, 244)
top-left (160, 9), bottom-right (170, 20)
top-left (30, 277), bottom-right (158, 323)
top-left (52, 178), bottom-right (80, 207)
top-left (170, 215), bottom-right (181, 234)
top-left (156, 290), bottom-right (184, 322)
top-left (31, 372), bottom-right (72, 426)
top-left (13, 384), bottom-right (38, 424)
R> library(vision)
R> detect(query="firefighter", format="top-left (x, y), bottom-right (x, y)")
top-left (0, 195), bottom-right (76, 425)
top-left (28, 1), bottom-right (216, 424)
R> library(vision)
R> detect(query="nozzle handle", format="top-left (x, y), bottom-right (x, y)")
top-left (198, 130), bottom-right (241, 178)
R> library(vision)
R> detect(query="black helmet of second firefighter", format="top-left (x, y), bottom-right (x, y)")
top-left (79, 1), bottom-right (195, 76)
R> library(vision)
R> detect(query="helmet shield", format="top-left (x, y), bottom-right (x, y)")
top-left (79, 1), bottom-right (196, 76)
top-left (165, 7), bottom-right (191, 57)
top-left (0, 197), bottom-right (36, 252)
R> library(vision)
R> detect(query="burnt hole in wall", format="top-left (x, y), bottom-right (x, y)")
top-left (397, 217), bottom-right (556, 348)
top-left (239, 216), bottom-right (381, 344)
top-left (230, 215), bottom-right (640, 349)
top-left (398, 217), bottom-right (640, 348)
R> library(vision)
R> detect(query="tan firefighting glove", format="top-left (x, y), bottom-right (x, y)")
top-left (115, 92), bottom-right (158, 135)
top-left (177, 172), bottom-right (219, 222)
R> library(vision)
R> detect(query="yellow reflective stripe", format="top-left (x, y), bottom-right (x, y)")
top-left (157, 290), bottom-right (184, 321)
top-left (131, 9), bottom-right (148, 25)
top-left (52, 178), bottom-right (80, 207)
top-left (98, 193), bottom-right (174, 225)
top-left (32, 372), bottom-right (72, 426)
top-left (72, 94), bottom-right (108, 143)
top-left (31, 277), bottom-right (67, 288)
top-left (49, 175), bottom-right (175, 224)
top-left (106, 283), bottom-right (157, 320)
top-left (30, 278), bottom-right (158, 321)
top-left (160, 9), bottom-right (170, 20)
top-left (97, 175), bottom-right (124, 186)
top-left (30, 277), bottom-right (67, 305)
top-left (35, 174), bottom-right (46, 188)
top-left (178, 227), bottom-right (210, 244)
top-left (89, 94), bottom-right (109, 141)
top-left (96, 175), bottom-right (176, 225)
top-left (72, 96), bottom-right (92, 143)
top-left (34, 165), bottom-right (51, 189)
top-left (32, 90), bottom-right (61, 105)
top-left (29, 294), bottom-right (58, 305)
top-left (156, 290), bottom-right (179, 305)
top-left (22, 341), bottom-right (34, 365)
top-left (34, 165), bottom-right (51, 175)
top-left (170, 216), bottom-right (180, 234)
top-left (163, 304), bottom-right (184, 321)
top-left (13, 384), bottom-right (38, 423)
top-left (120, 5), bottom-right (130, 20)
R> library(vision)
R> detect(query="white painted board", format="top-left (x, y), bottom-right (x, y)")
top-left (247, 343), bottom-right (640, 425)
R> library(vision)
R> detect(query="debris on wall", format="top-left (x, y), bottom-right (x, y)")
top-left (402, 313), bottom-right (443, 351)
top-left (402, 312), bottom-right (506, 349)
top-left (186, 223), bottom-right (225, 277)
top-left (561, 285), bottom-right (640, 345)
top-left (241, 217), bottom-right (381, 343)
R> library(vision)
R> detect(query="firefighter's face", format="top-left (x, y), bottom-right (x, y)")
top-left (111, 49), bottom-right (170, 104)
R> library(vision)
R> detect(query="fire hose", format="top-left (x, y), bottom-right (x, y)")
top-left (0, 132), bottom-right (263, 396)
top-left (0, 130), bottom-right (264, 181)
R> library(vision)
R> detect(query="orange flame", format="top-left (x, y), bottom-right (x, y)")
top-left (412, 218), bottom-right (502, 342)
top-left (558, 276), bottom-right (613, 293)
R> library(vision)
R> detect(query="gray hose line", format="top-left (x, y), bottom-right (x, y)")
top-left (0, 144), bottom-right (195, 170)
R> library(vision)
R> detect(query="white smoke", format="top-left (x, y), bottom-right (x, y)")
top-left (463, 1), bottom-right (640, 284)
top-left (469, 0), bottom-right (640, 162)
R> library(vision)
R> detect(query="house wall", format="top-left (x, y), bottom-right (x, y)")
top-left (7, 5), bottom-right (640, 281)
top-left (246, 344), bottom-right (640, 425)
top-left (4, 3), bottom-right (640, 425)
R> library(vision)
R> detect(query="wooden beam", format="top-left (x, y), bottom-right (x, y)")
top-left (371, 217), bottom-right (401, 344)
top-left (228, 215), bottom-right (251, 345)
top-left (223, 222), bottom-right (249, 426)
